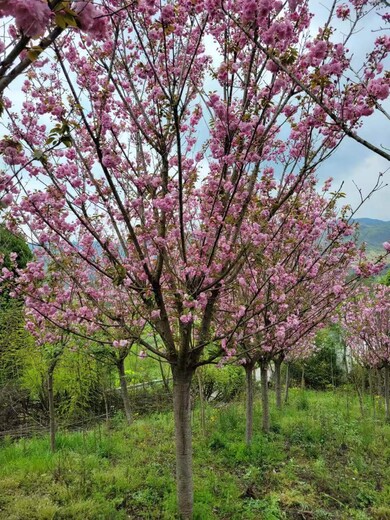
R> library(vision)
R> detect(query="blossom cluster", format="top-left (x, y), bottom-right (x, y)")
top-left (0, 0), bottom-right (106, 39)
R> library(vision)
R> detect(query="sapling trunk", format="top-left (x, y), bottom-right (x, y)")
top-left (159, 357), bottom-right (171, 394)
top-left (197, 369), bottom-right (206, 436)
top-left (260, 361), bottom-right (270, 434)
top-left (245, 364), bottom-right (254, 444)
top-left (376, 368), bottom-right (382, 397)
top-left (102, 388), bottom-right (110, 426)
top-left (117, 358), bottom-right (132, 425)
top-left (384, 365), bottom-right (390, 423)
top-left (284, 362), bottom-right (290, 404)
top-left (172, 367), bottom-right (194, 520)
top-left (368, 368), bottom-right (376, 419)
top-left (301, 365), bottom-right (305, 389)
top-left (356, 380), bottom-right (365, 418)
top-left (47, 364), bottom-right (56, 453)
top-left (351, 366), bottom-right (365, 417)
top-left (274, 358), bottom-right (282, 410)
top-left (343, 342), bottom-right (349, 379)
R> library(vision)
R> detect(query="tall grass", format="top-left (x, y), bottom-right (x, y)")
top-left (1, 389), bottom-right (390, 519)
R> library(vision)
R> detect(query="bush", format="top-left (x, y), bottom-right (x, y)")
top-left (289, 328), bottom-right (345, 389)
top-left (199, 364), bottom-right (245, 402)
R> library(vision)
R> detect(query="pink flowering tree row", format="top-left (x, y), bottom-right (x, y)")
top-left (343, 284), bottom-right (390, 421)
top-left (221, 178), bottom-right (385, 439)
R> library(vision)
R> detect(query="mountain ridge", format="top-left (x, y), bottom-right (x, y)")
top-left (353, 217), bottom-right (390, 253)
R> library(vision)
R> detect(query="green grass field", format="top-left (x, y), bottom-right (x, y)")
top-left (1, 389), bottom-right (390, 519)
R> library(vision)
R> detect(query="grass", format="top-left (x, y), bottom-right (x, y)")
top-left (1, 388), bottom-right (390, 519)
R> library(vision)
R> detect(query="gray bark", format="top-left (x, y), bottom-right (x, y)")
top-left (284, 362), bottom-right (290, 404)
top-left (356, 380), bottom-right (365, 417)
top-left (350, 365), bottom-right (365, 417)
top-left (260, 361), bottom-right (270, 434)
top-left (369, 368), bottom-right (376, 419)
top-left (172, 367), bottom-right (194, 519)
top-left (159, 357), bottom-right (171, 393)
top-left (384, 365), bottom-right (390, 422)
top-left (48, 366), bottom-right (56, 453)
top-left (376, 368), bottom-right (382, 397)
top-left (274, 358), bottom-right (282, 410)
top-left (245, 364), bottom-right (254, 444)
top-left (117, 358), bottom-right (132, 425)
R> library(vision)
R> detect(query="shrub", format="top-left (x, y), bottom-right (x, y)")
top-left (200, 365), bottom-right (245, 402)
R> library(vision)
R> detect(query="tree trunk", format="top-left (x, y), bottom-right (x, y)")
top-left (172, 367), bottom-right (194, 520)
top-left (197, 369), bottom-right (206, 436)
top-left (301, 365), bottom-right (305, 389)
top-left (369, 368), bottom-right (376, 419)
top-left (343, 341), bottom-right (349, 378)
top-left (117, 358), bottom-right (132, 425)
top-left (384, 365), bottom-right (390, 423)
top-left (355, 378), bottom-right (365, 418)
top-left (284, 362), bottom-right (290, 404)
top-left (245, 364), bottom-right (254, 445)
top-left (376, 368), bottom-right (382, 396)
top-left (102, 388), bottom-right (110, 426)
top-left (48, 366), bottom-right (56, 453)
top-left (260, 361), bottom-right (270, 434)
top-left (159, 358), bottom-right (171, 393)
top-left (274, 358), bottom-right (282, 410)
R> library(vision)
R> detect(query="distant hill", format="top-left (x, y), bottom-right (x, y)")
top-left (354, 218), bottom-right (390, 254)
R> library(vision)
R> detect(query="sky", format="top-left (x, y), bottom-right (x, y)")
top-left (316, 122), bottom-right (390, 221)
top-left (310, 0), bottom-right (390, 221)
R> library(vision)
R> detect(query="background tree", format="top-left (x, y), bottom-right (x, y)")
top-left (0, 225), bottom-right (34, 432)
top-left (343, 284), bottom-right (390, 421)
top-left (288, 326), bottom-right (345, 390)
top-left (228, 179), bottom-right (379, 437)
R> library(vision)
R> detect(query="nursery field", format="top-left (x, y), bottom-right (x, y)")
top-left (0, 389), bottom-right (390, 520)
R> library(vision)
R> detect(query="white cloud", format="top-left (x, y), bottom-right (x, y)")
top-left (331, 154), bottom-right (390, 220)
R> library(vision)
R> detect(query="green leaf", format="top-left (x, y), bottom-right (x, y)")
top-left (63, 13), bottom-right (78, 27)
top-left (113, 264), bottom-right (127, 286)
top-left (27, 47), bottom-right (42, 62)
top-left (33, 149), bottom-right (44, 159)
top-left (53, 1), bottom-right (70, 12)
top-left (60, 136), bottom-right (72, 148)
top-left (55, 13), bottom-right (67, 29)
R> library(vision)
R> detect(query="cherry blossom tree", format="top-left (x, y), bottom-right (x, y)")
top-left (22, 268), bottom-right (75, 452)
top-left (225, 179), bottom-right (385, 438)
top-left (12, 243), bottom-right (146, 425)
top-left (343, 284), bottom-right (390, 421)
top-left (1, 0), bottom-right (390, 517)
